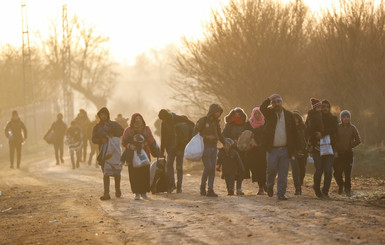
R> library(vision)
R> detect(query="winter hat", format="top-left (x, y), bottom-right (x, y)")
top-left (271, 94), bottom-right (283, 102)
top-left (310, 98), bottom-right (322, 109)
top-left (225, 138), bottom-right (235, 147)
top-left (322, 99), bottom-right (331, 107)
top-left (340, 110), bottom-right (351, 121)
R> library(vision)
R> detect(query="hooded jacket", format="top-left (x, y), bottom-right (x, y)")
top-left (121, 113), bottom-right (156, 161)
top-left (222, 108), bottom-right (247, 141)
top-left (260, 98), bottom-right (299, 155)
top-left (92, 107), bottom-right (124, 147)
top-left (193, 104), bottom-right (226, 147)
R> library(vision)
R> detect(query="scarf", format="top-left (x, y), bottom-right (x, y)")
top-left (229, 115), bottom-right (244, 125)
top-left (249, 107), bottom-right (265, 129)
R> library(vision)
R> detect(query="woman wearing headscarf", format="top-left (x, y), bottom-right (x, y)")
top-left (122, 113), bottom-right (157, 200)
top-left (244, 107), bottom-right (267, 195)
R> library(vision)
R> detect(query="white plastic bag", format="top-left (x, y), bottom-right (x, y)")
top-left (133, 149), bottom-right (151, 168)
top-left (320, 135), bottom-right (334, 156)
top-left (184, 133), bottom-right (204, 161)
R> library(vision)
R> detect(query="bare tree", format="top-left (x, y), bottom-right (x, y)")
top-left (41, 16), bottom-right (116, 109)
top-left (171, 0), bottom-right (312, 115)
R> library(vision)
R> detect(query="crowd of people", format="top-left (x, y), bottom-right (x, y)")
top-left (4, 93), bottom-right (361, 201)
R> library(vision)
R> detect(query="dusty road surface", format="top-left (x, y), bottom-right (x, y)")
top-left (1, 154), bottom-right (385, 245)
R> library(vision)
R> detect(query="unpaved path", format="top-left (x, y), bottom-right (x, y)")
top-left (0, 155), bottom-right (384, 244)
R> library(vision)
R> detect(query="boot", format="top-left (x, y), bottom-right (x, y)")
top-left (313, 186), bottom-right (323, 198)
top-left (176, 185), bottom-right (182, 194)
top-left (294, 188), bottom-right (302, 195)
top-left (76, 160), bottom-right (80, 168)
top-left (236, 189), bottom-right (244, 196)
top-left (100, 194), bottom-right (111, 201)
top-left (257, 187), bottom-right (265, 195)
top-left (338, 186), bottom-right (344, 195)
top-left (200, 185), bottom-right (206, 196)
top-left (168, 185), bottom-right (176, 194)
top-left (206, 189), bottom-right (218, 197)
top-left (115, 175), bottom-right (121, 198)
top-left (227, 189), bottom-right (234, 196)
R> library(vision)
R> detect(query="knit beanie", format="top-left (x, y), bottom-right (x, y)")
top-left (225, 138), bottom-right (235, 147)
top-left (310, 98), bottom-right (322, 109)
top-left (340, 110), bottom-right (351, 121)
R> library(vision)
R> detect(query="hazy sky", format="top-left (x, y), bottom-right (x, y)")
top-left (0, 0), bottom-right (334, 65)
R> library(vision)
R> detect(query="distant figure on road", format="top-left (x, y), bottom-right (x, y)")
top-left (45, 113), bottom-right (67, 165)
top-left (74, 109), bottom-right (91, 162)
top-left (4, 110), bottom-right (27, 169)
top-left (66, 121), bottom-right (83, 169)
top-left (87, 115), bottom-right (100, 167)
top-left (115, 114), bottom-right (129, 129)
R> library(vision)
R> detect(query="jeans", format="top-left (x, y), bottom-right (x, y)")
top-left (70, 149), bottom-right (81, 167)
top-left (291, 156), bottom-right (307, 190)
top-left (88, 141), bottom-right (99, 166)
top-left (333, 151), bottom-right (353, 192)
top-left (266, 147), bottom-right (290, 196)
top-left (166, 149), bottom-right (184, 188)
top-left (201, 147), bottom-right (218, 190)
top-left (103, 174), bottom-right (121, 195)
top-left (313, 151), bottom-right (334, 194)
top-left (9, 140), bottom-right (22, 168)
top-left (54, 141), bottom-right (64, 164)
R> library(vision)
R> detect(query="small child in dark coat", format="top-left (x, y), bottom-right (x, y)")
top-left (216, 138), bottom-right (245, 196)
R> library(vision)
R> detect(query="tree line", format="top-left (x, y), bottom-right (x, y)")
top-left (0, 16), bottom-right (116, 111)
top-left (172, 0), bottom-right (385, 145)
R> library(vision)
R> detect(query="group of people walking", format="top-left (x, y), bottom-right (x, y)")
top-left (4, 93), bottom-right (361, 201)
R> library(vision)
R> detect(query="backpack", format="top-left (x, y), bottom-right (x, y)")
top-left (175, 122), bottom-right (194, 149)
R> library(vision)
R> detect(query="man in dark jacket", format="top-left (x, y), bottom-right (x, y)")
top-left (45, 113), bottom-right (67, 165)
top-left (193, 104), bottom-right (228, 197)
top-left (260, 94), bottom-right (299, 200)
top-left (4, 111), bottom-right (27, 169)
top-left (158, 109), bottom-right (194, 194)
top-left (310, 100), bottom-right (338, 198)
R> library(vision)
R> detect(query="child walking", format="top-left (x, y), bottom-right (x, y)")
top-left (216, 138), bottom-right (245, 196)
top-left (334, 110), bottom-right (361, 197)
top-left (99, 127), bottom-right (123, 201)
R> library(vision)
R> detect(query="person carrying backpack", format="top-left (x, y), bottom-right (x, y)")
top-left (158, 109), bottom-right (195, 194)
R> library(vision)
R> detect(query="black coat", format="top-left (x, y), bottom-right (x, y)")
top-left (244, 121), bottom-right (264, 146)
top-left (4, 119), bottom-right (27, 143)
top-left (46, 120), bottom-right (67, 143)
top-left (160, 113), bottom-right (194, 153)
top-left (321, 112), bottom-right (338, 150)
top-left (217, 147), bottom-right (244, 178)
top-left (260, 98), bottom-right (299, 156)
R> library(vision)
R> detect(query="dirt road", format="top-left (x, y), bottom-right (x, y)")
top-left (0, 155), bottom-right (384, 244)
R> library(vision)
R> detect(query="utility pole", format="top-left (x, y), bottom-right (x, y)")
top-left (21, 0), bottom-right (37, 141)
top-left (62, 2), bottom-right (74, 123)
